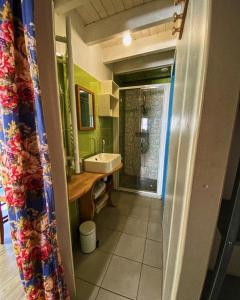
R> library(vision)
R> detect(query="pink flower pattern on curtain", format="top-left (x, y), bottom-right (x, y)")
top-left (0, 1), bottom-right (69, 299)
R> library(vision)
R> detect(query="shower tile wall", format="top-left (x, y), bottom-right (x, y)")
top-left (121, 89), bottom-right (142, 178)
top-left (119, 88), bottom-right (164, 192)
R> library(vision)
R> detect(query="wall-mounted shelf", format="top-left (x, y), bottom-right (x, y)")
top-left (101, 80), bottom-right (119, 98)
top-left (98, 80), bottom-right (119, 117)
top-left (98, 94), bottom-right (119, 117)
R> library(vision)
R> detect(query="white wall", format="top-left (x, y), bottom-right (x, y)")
top-left (54, 12), bottom-right (112, 81)
top-left (162, 0), bottom-right (210, 299)
top-left (176, 0), bottom-right (240, 297)
top-left (163, 0), bottom-right (240, 300)
top-left (113, 50), bottom-right (175, 75)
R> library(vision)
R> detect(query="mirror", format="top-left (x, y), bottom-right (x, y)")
top-left (75, 85), bottom-right (95, 131)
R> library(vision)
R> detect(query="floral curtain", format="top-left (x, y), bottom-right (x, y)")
top-left (0, 1), bottom-right (69, 299)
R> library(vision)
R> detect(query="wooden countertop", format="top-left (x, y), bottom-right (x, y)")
top-left (67, 163), bottom-right (123, 203)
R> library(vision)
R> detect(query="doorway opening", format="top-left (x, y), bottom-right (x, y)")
top-left (118, 84), bottom-right (170, 197)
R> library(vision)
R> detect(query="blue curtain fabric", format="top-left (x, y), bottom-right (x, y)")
top-left (0, 1), bottom-right (69, 298)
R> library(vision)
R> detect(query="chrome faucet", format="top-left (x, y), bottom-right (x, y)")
top-left (101, 137), bottom-right (106, 153)
top-left (90, 137), bottom-right (96, 155)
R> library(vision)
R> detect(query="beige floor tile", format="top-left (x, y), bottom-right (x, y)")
top-left (150, 199), bottom-right (163, 210)
top-left (132, 196), bottom-right (151, 208)
top-left (75, 249), bottom-right (111, 286)
top-left (113, 191), bottom-right (136, 203)
top-left (149, 209), bottom-right (162, 223)
top-left (114, 233), bottom-right (145, 262)
top-left (96, 227), bottom-right (121, 253)
top-left (96, 210), bottom-right (127, 231)
top-left (104, 214), bottom-right (127, 231)
top-left (143, 239), bottom-right (162, 269)
top-left (96, 206), bottom-right (121, 220)
top-left (147, 222), bottom-right (163, 242)
top-left (95, 209), bottom-right (108, 225)
top-left (115, 201), bottom-right (132, 216)
top-left (111, 190), bottom-right (122, 201)
top-left (102, 255), bottom-right (141, 299)
top-left (129, 205), bottom-right (149, 221)
top-left (96, 289), bottom-right (128, 300)
top-left (75, 279), bottom-right (99, 300)
top-left (123, 217), bottom-right (148, 238)
top-left (137, 265), bottom-right (162, 300)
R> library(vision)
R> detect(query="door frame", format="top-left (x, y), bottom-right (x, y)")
top-left (116, 83), bottom-right (171, 198)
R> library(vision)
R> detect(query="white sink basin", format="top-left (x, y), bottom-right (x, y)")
top-left (84, 153), bottom-right (121, 173)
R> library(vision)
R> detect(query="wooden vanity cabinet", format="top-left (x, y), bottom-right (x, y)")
top-left (78, 174), bottom-right (113, 223)
top-left (67, 164), bottom-right (122, 223)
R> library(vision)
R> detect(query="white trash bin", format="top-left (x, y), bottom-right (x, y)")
top-left (79, 221), bottom-right (96, 254)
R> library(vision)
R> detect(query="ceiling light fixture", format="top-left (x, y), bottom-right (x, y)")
top-left (122, 32), bottom-right (132, 46)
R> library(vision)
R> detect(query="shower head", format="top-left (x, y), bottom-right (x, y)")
top-left (141, 91), bottom-right (147, 115)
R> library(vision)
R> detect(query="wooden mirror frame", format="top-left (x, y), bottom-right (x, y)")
top-left (75, 84), bottom-right (96, 131)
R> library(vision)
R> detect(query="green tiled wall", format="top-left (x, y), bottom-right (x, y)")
top-left (70, 65), bottom-right (113, 245)
top-left (74, 65), bottom-right (113, 158)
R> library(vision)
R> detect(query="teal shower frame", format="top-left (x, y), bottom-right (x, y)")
top-left (162, 64), bottom-right (175, 201)
top-left (118, 83), bottom-right (171, 198)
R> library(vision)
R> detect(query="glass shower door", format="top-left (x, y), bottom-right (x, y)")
top-left (119, 86), bottom-right (167, 194)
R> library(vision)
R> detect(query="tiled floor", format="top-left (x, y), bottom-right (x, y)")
top-left (0, 222), bottom-right (25, 300)
top-left (74, 191), bottom-right (163, 300)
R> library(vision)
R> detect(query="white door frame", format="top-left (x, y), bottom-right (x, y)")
top-left (157, 83), bottom-right (170, 196)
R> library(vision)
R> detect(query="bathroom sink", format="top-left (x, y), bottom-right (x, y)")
top-left (84, 153), bottom-right (121, 173)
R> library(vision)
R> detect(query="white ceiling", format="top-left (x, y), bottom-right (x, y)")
top-left (100, 21), bottom-right (173, 48)
top-left (54, 0), bottom-right (177, 63)
top-left (76, 0), bottom-right (156, 26)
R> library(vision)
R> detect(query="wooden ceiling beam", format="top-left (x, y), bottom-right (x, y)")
top-left (54, 0), bottom-right (89, 14)
top-left (113, 50), bottom-right (175, 74)
top-left (84, 0), bottom-right (175, 45)
top-left (102, 30), bottom-right (177, 64)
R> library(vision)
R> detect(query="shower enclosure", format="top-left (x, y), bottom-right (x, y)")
top-left (119, 84), bottom-right (169, 196)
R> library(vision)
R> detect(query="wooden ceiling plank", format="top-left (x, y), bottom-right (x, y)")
top-left (166, 21), bottom-right (173, 30)
top-left (102, 30), bottom-right (176, 64)
top-left (150, 27), bottom-right (156, 35)
top-left (84, 0), bottom-right (175, 44)
top-left (55, 0), bottom-right (89, 14)
top-left (101, 22), bottom-right (169, 48)
top-left (158, 23), bottom-right (167, 32)
top-left (132, 0), bottom-right (144, 7)
top-left (77, 3), bottom-right (100, 25)
top-left (133, 31), bottom-right (141, 39)
top-left (113, 0), bottom-right (125, 13)
top-left (76, 6), bottom-right (92, 25)
top-left (142, 28), bottom-right (150, 37)
top-left (91, 0), bottom-right (108, 19)
top-left (102, 0), bottom-right (116, 15)
top-left (122, 0), bottom-right (133, 10)
top-left (86, 2), bottom-right (100, 22)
